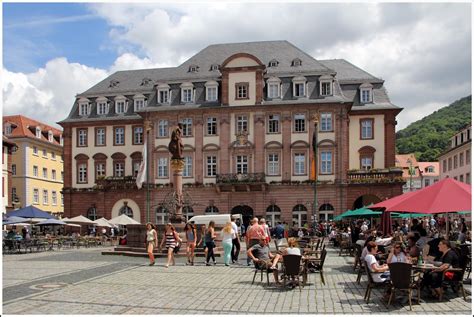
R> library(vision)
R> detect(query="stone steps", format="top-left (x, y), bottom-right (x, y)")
top-left (102, 246), bottom-right (223, 258)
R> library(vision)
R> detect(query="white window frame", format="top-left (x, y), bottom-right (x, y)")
top-left (78, 164), bottom-right (87, 183)
top-left (361, 157), bottom-right (373, 171)
top-left (36, 127), bottom-right (41, 138)
top-left (181, 82), bottom-right (194, 103)
top-left (52, 169), bottom-right (56, 180)
top-left (52, 191), bottom-right (57, 205)
top-left (33, 189), bottom-right (39, 204)
top-left (79, 102), bottom-right (90, 116)
top-left (5, 124), bottom-right (12, 135)
top-left (12, 164), bottom-right (16, 176)
top-left (206, 155), bottom-right (217, 177)
top-left (180, 118), bottom-right (193, 137)
top-left (42, 167), bottom-right (47, 179)
top-left (294, 114), bottom-right (306, 132)
top-left (42, 190), bottom-right (48, 205)
top-left (115, 96), bottom-right (127, 114)
top-left (61, 193), bottom-right (64, 206)
top-left (321, 151), bottom-right (332, 174)
top-left (42, 148), bottom-right (48, 158)
top-left (157, 157), bottom-right (168, 178)
top-left (78, 129), bottom-right (87, 146)
top-left (157, 84), bottom-right (171, 104)
top-left (96, 128), bottom-right (106, 146)
top-left (361, 120), bottom-right (373, 139)
top-left (183, 156), bottom-right (193, 177)
top-left (96, 163), bottom-right (106, 178)
top-left (97, 100), bottom-right (108, 115)
top-left (33, 146), bottom-right (38, 155)
top-left (48, 131), bottom-right (53, 142)
top-left (51, 152), bottom-right (56, 160)
top-left (294, 153), bottom-right (306, 175)
top-left (33, 165), bottom-right (38, 177)
top-left (267, 114), bottom-right (280, 134)
top-left (267, 77), bottom-right (281, 99)
top-left (134, 126), bottom-right (144, 144)
top-left (114, 162), bottom-right (125, 177)
top-left (207, 117), bottom-right (217, 136)
top-left (205, 81), bottom-right (218, 101)
top-left (292, 76), bottom-right (307, 98)
top-left (236, 155), bottom-right (248, 174)
top-left (115, 127), bottom-right (125, 145)
top-left (134, 98), bottom-right (146, 112)
top-left (320, 81), bottom-right (333, 96)
top-left (157, 120), bottom-right (168, 137)
top-left (320, 113), bottom-right (332, 132)
top-left (360, 88), bottom-right (373, 103)
top-left (267, 153), bottom-right (280, 176)
top-left (237, 115), bottom-right (248, 133)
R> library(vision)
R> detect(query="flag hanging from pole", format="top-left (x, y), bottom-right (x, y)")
top-left (310, 130), bottom-right (317, 181)
top-left (136, 137), bottom-right (147, 189)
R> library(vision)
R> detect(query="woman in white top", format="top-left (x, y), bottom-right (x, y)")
top-left (387, 242), bottom-right (410, 264)
top-left (270, 237), bottom-right (301, 269)
top-left (364, 241), bottom-right (390, 282)
top-left (220, 222), bottom-right (235, 266)
top-left (145, 223), bottom-right (158, 266)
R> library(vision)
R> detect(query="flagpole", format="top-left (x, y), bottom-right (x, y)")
top-left (312, 114), bottom-right (319, 229)
top-left (145, 112), bottom-right (151, 224)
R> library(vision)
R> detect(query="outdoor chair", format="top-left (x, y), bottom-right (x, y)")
top-left (339, 236), bottom-right (352, 256)
top-left (274, 238), bottom-right (288, 251)
top-left (388, 262), bottom-right (421, 310)
top-left (356, 258), bottom-right (366, 284)
top-left (439, 249), bottom-right (468, 301)
top-left (309, 248), bottom-right (327, 285)
top-left (251, 250), bottom-right (272, 286)
top-left (363, 261), bottom-right (390, 304)
top-left (353, 244), bottom-right (363, 271)
top-left (282, 254), bottom-right (303, 291)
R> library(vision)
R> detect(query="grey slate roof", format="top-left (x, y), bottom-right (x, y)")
top-left (61, 41), bottom-right (401, 124)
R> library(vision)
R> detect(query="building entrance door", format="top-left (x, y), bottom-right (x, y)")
top-left (231, 205), bottom-right (254, 231)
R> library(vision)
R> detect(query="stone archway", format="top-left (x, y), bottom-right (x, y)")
top-left (231, 205), bottom-right (254, 229)
top-left (352, 194), bottom-right (381, 210)
top-left (111, 199), bottom-right (141, 223)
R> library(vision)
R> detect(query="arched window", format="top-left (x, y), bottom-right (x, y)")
top-left (205, 206), bottom-right (219, 214)
top-left (87, 206), bottom-right (97, 221)
top-left (156, 205), bottom-right (169, 224)
top-left (119, 203), bottom-right (133, 218)
top-left (183, 206), bottom-right (194, 222)
top-left (292, 204), bottom-right (308, 227)
top-left (319, 203), bottom-right (334, 221)
top-left (265, 204), bottom-right (281, 227)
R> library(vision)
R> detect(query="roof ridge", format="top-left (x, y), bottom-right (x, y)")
top-left (4, 114), bottom-right (62, 134)
top-left (336, 59), bottom-right (382, 81)
top-left (283, 41), bottom-right (332, 72)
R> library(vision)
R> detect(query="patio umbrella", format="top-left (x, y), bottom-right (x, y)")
top-left (93, 217), bottom-right (113, 228)
top-left (3, 216), bottom-right (30, 225)
top-left (108, 214), bottom-right (140, 226)
top-left (35, 218), bottom-right (67, 226)
top-left (381, 210), bottom-right (392, 236)
top-left (334, 207), bottom-right (382, 221)
top-left (64, 215), bottom-right (95, 224)
top-left (6, 205), bottom-right (55, 219)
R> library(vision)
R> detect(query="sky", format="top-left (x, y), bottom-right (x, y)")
top-left (2, 2), bottom-right (472, 130)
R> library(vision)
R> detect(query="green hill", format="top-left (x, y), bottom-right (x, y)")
top-left (396, 95), bottom-right (472, 162)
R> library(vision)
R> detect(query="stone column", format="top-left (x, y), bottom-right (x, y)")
top-left (170, 159), bottom-right (185, 223)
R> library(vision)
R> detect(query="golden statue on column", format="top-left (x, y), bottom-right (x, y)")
top-left (168, 123), bottom-right (185, 223)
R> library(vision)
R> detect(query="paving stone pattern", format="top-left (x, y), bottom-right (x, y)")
top-left (2, 244), bottom-right (472, 315)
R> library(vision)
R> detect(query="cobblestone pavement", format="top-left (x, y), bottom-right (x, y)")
top-left (2, 244), bottom-right (472, 315)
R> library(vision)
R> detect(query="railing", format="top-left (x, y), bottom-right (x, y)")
top-left (347, 168), bottom-right (405, 184)
top-left (95, 176), bottom-right (138, 190)
top-left (216, 173), bottom-right (266, 184)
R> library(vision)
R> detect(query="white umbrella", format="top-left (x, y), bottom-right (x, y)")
top-left (35, 219), bottom-right (67, 226)
top-left (65, 223), bottom-right (81, 227)
top-left (108, 214), bottom-right (140, 226)
top-left (65, 215), bottom-right (95, 224)
top-left (93, 217), bottom-right (113, 228)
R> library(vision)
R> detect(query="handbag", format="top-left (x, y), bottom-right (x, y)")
top-left (174, 241), bottom-right (181, 254)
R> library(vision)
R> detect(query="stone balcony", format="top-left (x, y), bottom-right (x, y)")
top-left (347, 168), bottom-right (405, 185)
top-left (215, 173), bottom-right (268, 192)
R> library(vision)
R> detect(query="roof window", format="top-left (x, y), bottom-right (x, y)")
top-left (291, 58), bottom-right (302, 67)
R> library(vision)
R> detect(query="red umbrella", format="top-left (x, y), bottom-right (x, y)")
top-left (370, 178), bottom-right (471, 214)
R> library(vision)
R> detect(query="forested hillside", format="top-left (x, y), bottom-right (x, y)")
top-left (396, 96), bottom-right (472, 162)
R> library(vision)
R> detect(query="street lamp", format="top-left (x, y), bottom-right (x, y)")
top-left (311, 114), bottom-right (319, 230)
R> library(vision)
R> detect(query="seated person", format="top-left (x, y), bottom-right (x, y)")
top-left (361, 236), bottom-right (376, 261)
top-left (247, 236), bottom-right (280, 284)
top-left (422, 239), bottom-right (460, 298)
top-left (375, 231), bottom-right (393, 247)
top-left (364, 241), bottom-right (390, 282)
top-left (6, 229), bottom-right (16, 239)
top-left (270, 237), bottom-right (301, 269)
top-left (406, 235), bottom-right (421, 258)
top-left (387, 242), bottom-right (410, 264)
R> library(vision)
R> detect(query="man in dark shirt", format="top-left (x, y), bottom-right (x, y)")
top-left (274, 222), bottom-right (284, 240)
top-left (247, 237), bottom-right (280, 284)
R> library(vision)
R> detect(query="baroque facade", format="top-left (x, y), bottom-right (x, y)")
top-left (59, 41), bottom-right (404, 227)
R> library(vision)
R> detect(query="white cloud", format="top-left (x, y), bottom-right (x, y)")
top-left (3, 58), bottom-right (107, 129)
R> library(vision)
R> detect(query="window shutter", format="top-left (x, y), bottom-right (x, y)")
top-left (193, 89), bottom-right (196, 103)
top-left (169, 90), bottom-right (172, 104)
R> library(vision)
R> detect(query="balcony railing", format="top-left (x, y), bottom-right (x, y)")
top-left (216, 173), bottom-right (266, 184)
top-left (95, 176), bottom-right (138, 190)
top-left (347, 168), bottom-right (405, 184)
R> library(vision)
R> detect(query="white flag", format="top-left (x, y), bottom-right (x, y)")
top-left (136, 138), bottom-right (147, 189)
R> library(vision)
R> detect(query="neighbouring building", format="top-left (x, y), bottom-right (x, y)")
top-left (395, 154), bottom-right (421, 193)
top-left (3, 115), bottom-right (64, 216)
top-left (59, 40), bottom-right (404, 227)
top-left (2, 136), bottom-right (16, 213)
top-left (439, 125), bottom-right (471, 184)
top-left (418, 162), bottom-right (439, 188)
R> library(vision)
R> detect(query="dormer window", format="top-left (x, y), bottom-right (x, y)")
top-left (109, 80), bottom-right (120, 88)
top-left (319, 75), bottom-right (333, 96)
top-left (133, 94), bottom-right (146, 111)
top-left (268, 59), bottom-right (279, 67)
top-left (115, 96), bottom-right (127, 114)
top-left (48, 131), bottom-right (53, 143)
top-left (205, 81), bottom-right (218, 102)
top-left (426, 166), bottom-right (435, 173)
top-left (359, 82), bottom-right (373, 103)
top-left (210, 64), bottom-right (219, 71)
top-left (96, 97), bottom-right (109, 115)
top-left (188, 65), bottom-right (199, 73)
top-left (267, 77), bottom-right (281, 99)
top-left (4, 124), bottom-right (12, 135)
top-left (291, 58), bottom-right (302, 67)
top-left (141, 78), bottom-right (152, 86)
top-left (79, 103), bottom-right (90, 116)
top-left (60, 134), bottom-right (64, 146)
top-left (292, 76), bottom-right (307, 98)
top-left (157, 83), bottom-right (171, 104)
top-left (36, 127), bottom-right (41, 138)
top-left (180, 82), bottom-right (195, 103)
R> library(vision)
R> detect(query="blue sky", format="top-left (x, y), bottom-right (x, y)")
top-left (2, 3), bottom-right (471, 130)
top-left (3, 3), bottom-right (117, 72)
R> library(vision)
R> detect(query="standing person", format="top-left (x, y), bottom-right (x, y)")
top-left (221, 222), bottom-right (235, 266)
top-left (197, 224), bottom-right (208, 263)
top-left (205, 221), bottom-right (217, 266)
top-left (184, 223), bottom-right (197, 265)
top-left (160, 223), bottom-right (181, 268)
top-left (246, 217), bottom-right (265, 266)
top-left (259, 218), bottom-right (271, 243)
top-left (145, 223), bottom-right (158, 266)
top-left (231, 217), bottom-right (241, 264)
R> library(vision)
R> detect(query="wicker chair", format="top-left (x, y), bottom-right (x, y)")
top-left (388, 262), bottom-right (421, 310)
top-left (282, 254), bottom-right (304, 291)
top-left (363, 261), bottom-right (390, 303)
